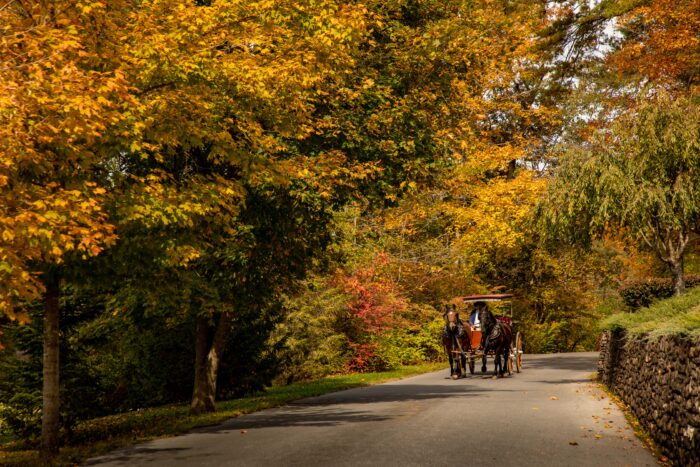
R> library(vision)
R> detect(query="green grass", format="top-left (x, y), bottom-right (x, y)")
top-left (602, 285), bottom-right (700, 338)
top-left (0, 362), bottom-right (445, 466)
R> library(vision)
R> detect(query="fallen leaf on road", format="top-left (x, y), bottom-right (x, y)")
top-left (569, 442), bottom-right (578, 446)
top-left (595, 434), bottom-right (603, 440)
top-left (532, 407), bottom-right (539, 410)
top-left (549, 396), bottom-right (558, 400)
top-left (240, 430), bottom-right (248, 434)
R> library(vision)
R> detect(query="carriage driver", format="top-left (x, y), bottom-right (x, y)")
top-left (468, 301), bottom-right (484, 330)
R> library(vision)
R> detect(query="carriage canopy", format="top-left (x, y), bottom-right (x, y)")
top-left (457, 294), bottom-right (514, 322)
top-left (460, 294), bottom-right (513, 303)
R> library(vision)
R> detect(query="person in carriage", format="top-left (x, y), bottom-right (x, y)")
top-left (468, 302), bottom-right (483, 330)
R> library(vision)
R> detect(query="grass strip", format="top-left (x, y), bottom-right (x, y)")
top-left (0, 362), bottom-right (445, 466)
top-left (601, 286), bottom-right (700, 338)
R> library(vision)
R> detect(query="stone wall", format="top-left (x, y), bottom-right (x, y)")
top-left (598, 331), bottom-right (700, 466)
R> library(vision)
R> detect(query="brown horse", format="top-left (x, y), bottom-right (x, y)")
top-left (442, 304), bottom-right (471, 379)
top-left (477, 303), bottom-right (512, 377)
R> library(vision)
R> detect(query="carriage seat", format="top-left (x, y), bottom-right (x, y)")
top-left (495, 316), bottom-right (512, 326)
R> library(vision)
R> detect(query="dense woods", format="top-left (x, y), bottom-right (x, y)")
top-left (1, 0), bottom-right (698, 460)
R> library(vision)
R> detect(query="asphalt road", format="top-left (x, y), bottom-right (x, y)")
top-left (86, 353), bottom-right (658, 467)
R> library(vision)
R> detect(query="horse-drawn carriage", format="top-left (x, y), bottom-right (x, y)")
top-left (442, 294), bottom-right (523, 379)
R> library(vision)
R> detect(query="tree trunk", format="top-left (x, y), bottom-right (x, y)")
top-left (669, 258), bottom-right (685, 296)
top-left (506, 159), bottom-right (517, 180)
top-left (40, 272), bottom-right (60, 460)
top-left (191, 317), bottom-right (213, 414)
top-left (190, 312), bottom-right (233, 415)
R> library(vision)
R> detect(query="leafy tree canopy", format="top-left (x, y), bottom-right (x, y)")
top-left (537, 93), bottom-right (700, 294)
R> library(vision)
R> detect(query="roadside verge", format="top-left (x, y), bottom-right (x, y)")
top-left (0, 362), bottom-right (445, 466)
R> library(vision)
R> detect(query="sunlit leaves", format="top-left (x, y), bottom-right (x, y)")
top-left (124, 0), bottom-right (369, 167)
top-left (0, 1), bottom-right (136, 319)
top-left (0, 0), bottom-right (374, 321)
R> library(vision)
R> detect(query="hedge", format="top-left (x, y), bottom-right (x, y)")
top-left (619, 275), bottom-right (700, 310)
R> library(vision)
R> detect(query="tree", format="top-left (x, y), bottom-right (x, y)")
top-left (1, 0), bottom-right (371, 452)
top-left (276, 0), bottom-right (592, 361)
top-left (0, 1), bottom-right (132, 458)
top-left (537, 0), bottom-right (700, 126)
top-left (187, 176), bottom-right (343, 414)
top-left (537, 93), bottom-right (700, 295)
top-left (104, 0), bottom-right (371, 415)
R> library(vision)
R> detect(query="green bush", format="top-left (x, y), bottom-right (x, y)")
top-left (275, 278), bottom-right (446, 379)
top-left (273, 281), bottom-right (353, 382)
top-left (523, 322), bottom-right (562, 353)
top-left (0, 306), bottom-right (43, 444)
top-left (0, 287), bottom-right (284, 444)
top-left (522, 318), bottom-right (598, 354)
top-left (0, 392), bottom-right (42, 443)
top-left (619, 275), bottom-right (700, 309)
top-left (217, 301), bottom-right (286, 399)
top-left (372, 317), bottom-right (444, 369)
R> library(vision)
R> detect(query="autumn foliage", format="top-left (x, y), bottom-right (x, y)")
top-left (1, 0), bottom-right (699, 459)
top-left (610, 0), bottom-right (700, 89)
top-left (336, 255), bottom-right (407, 370)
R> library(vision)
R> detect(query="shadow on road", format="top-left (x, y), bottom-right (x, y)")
top-left (84, 447), bottom-right (207, 465)
top-left (291, 382), bottom-right (517, 405)
top-left (193, 383), bottom-right (516, 434)
top-left (202, 407), bottom-right (393, 432)
top-left (84, 353), bottom-right (627, 467)
top-left (523, 353), bottom-right (597, 372)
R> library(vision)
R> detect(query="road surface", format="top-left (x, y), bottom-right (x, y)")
top-left (86, 352), bottom-right (658, 466)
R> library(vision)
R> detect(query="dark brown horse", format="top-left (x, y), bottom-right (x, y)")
top-left (477, 303), bottom-right (512, 377)
top-left (442, 304), bottom-right (471, 379)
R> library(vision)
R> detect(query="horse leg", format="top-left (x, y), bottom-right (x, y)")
top-left (481, 338), bottom-right (489, 373)
top-left (493, 341), bottom-right (507, 377)
top-left (502, 344), bottom-right (509, 377)
top-left (448, 352), bottom-right (454, 376)
top-left (493, 349), bottom-right (500, 377)
top-left (495, 345), bottom-right (502, 377)
top-left (456, 337), bottom-right (467, 378)
top-left (451, 336), bottom-right (460, 379)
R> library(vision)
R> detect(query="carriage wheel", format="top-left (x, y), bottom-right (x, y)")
top-left (507, 347), bottom-right (513, 375)
top-left (515, 332), bottom-right (523, 373)
top-left (468, 356), bottom-right (475, 375)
